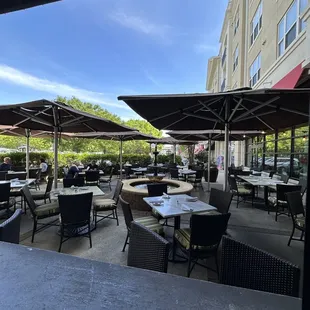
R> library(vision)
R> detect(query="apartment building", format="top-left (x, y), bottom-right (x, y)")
top-left (206, 0), bottom-right (310, 167)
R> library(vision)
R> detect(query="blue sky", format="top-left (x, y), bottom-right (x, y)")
top-left (0, 0), bottom-right (227, 120)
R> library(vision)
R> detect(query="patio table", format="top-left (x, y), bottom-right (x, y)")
top-left (179, 169), bottom-right (196, 182)
top-left (0, 242), bottom-right (300, 310)
top-left (237, 175), bottom-right (284, 206)
top-left (78, 170), bottom-right (105, 176)
top-left (131, 167), bottom-right (148, 172)
top-left (144, 194), bottom-right (216, 229)
top-left (1, 179), bottom-right (36, 188)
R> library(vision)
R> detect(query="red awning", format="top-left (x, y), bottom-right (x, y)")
top-left (272, 63), bottom-right (303, 89)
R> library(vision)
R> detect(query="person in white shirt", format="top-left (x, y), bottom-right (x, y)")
top-left (40, 158), bottom-right (48, 173)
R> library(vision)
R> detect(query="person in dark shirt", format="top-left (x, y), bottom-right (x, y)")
top-left (87, 161), bottom-right (98, 170)
top-left (0, 157), bottom-right (12, 171)
top-left (67, 162), bottom-right (79, 178)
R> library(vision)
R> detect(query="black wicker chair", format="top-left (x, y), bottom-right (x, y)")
top-left (188, 170), bottom-right (203, 189)
top-left (0, 182), bottom-right (16, 216)
top-left (128, 221), bottom-right (169, 273)
top-left (299, 177), bottom-right (307, 197)
top-left (21, 186), bottom-right (59, 242)
top-left (99, 167), bottom-right (114, 190)
top-left (31, 176), bottom-right (54, 204)
top-left (220, 236), bottom-right (300, 297)
top-left (209, 188), bottom-right (233, 214)
top-left (147, 183), bottom-right (168, 197)
top-left (228, 175), bottom-right (253, 207)
top-left (58, 192), bottom-right (93, 252)
top-left (119, 196), bottom-right (163, 252)
top-left (174, 213), bottom-right (231, 278)
top-left (286, 191), bottom-right (305, 246)
top-left (93, 180), bottom-right (122, 228)
top-left (63, 177), bottom-right (85, 188)
top-left (268, 184), bottom-right (301, 221)
top-left (85, 170), bottom-right (100, 186)
top-left (0, 209), bottom-right (22, 244)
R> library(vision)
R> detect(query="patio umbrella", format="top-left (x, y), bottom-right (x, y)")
top-left (146, 137), bottom-right (197, 165)
top-left (168, 130), bottom-right (262, 191)
top-left (0, 0), bottom-right (60, 14)
top-left (118, 88), bottom-right (310, 190)
top-left (69, 131), bottom-right (156, 180)
top-left (119, 88), bottom-right (310, 307)
top-left (0, 100), bottom-right (134, 187)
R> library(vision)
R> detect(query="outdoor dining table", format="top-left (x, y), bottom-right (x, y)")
top-left (131, 167), bottom-right (148, 172)
top-left (179, 169), bottom-right (196, 182)
top-left (0, 242), bottom-right (301, 310)
top-left (144, 194), bottom-right (216, 229)
top-left (50, 185), bottom-right (104, 200)
top-left (0, 178), bottom-right (36, 190)
top-left (78, 170), bottom-right (105, 176)
top-left (237, 175), bottom-right (284, 206)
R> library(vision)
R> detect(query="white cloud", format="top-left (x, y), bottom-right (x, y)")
top-left (0, 64), bottom-right (130, 110)
top-left (109, 10), bottom-right (172, 40)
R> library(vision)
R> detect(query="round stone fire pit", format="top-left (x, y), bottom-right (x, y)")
top-left (121, 178), bottom-right (193, 211)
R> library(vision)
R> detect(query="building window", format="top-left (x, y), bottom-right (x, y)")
top-left (249, 53), bottom-right (261, 87)
top-left (234, 8), bottom-right (239, 35)
top-left (233, 46), bottom-right (239, 71)
top-left (250, 1), bottom-right (262, 45)
top-left (278, 0), bottom-right (308, 57)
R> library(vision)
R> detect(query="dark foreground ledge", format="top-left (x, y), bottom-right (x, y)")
top-left (0, 242), bottom-right (301, 309)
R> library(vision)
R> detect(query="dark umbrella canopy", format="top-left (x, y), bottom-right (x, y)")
top-left (168, 130), bottom-right (262, 141)
top-left (146, 137), bottom-right (196, 145)
top-left (70, 131), bottom-right (155, 141)
top-left (118, 88), bottom-right (310, 131)
top-left (0, 100), bottom-right (132, 133)
top-left (0, 0), bottom-right (59, 14)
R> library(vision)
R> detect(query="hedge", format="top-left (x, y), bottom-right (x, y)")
top-left (0, 152), bottom-right (182, 167)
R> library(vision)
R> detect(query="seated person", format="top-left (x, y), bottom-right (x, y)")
top-left (0, 157), bottom-right (12, 171)
top-left (87, 161), bottom-right (99, 171)
top-left (40, 158), bottom-right (48, 174)
top-left (67, 162), bottom-right (79, 178)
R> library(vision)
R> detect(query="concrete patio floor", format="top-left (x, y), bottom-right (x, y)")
top-left (7, 171), bottom-right (304, 293)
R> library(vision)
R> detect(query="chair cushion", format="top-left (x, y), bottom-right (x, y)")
top-left (268, 196), bottom-right (287, 207)
top-left (93, 198), bottom-right (116, 211)
top-left (200, 210), bottom-right (220, 215)
top-left (234, 186), bottom-right (252, 195)
top-left (31, 191), bottom-right (46, 200)
top-left (99, 177), bottom-right (110, 182)
top-left (174, 228), bottom-right (217, 250)
top-left (34, 202), bottom-right (59, 217)
top-left (134, 216), bottom-right (164, 235)
top-left (295, 216), bottom-right (305, 228)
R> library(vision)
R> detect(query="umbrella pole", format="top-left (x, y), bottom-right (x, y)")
top-left (53, 128), bottom-right (58, 189)
top-left (302, 96), bottom-right (310, 309)
top-left (224, 101), bottom-right (230, 192)
top-left (120, 140), bottom-right (123, 181)
top-left (25, 129), bottom-right (30, 179)
top-left (207, 137), bottom-right (211, 192)
top-left (173, 144), bottom-right (176, 164)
